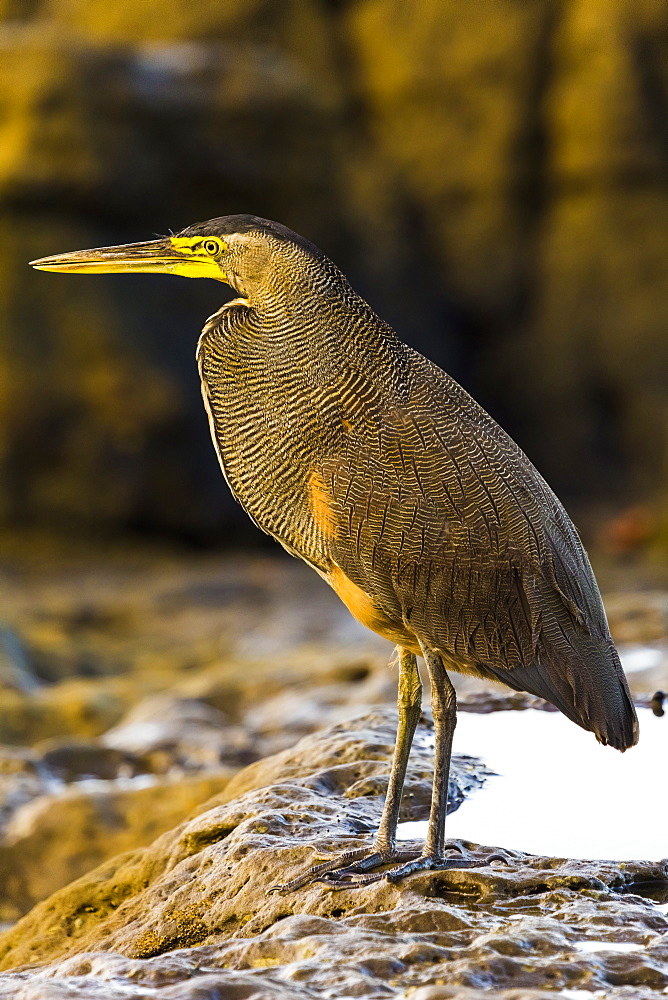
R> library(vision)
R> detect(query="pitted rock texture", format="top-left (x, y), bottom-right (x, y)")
top-left (0, 710), bottom-right (665, 999)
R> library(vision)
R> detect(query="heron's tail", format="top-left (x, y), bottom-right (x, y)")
top-left (485, 635), bottom-right (639, 751)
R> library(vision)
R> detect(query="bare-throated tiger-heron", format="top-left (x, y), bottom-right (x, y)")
top-left (31, 216), bottom-right (638, 888)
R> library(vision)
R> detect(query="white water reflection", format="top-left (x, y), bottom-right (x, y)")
top-left (398, 707), bottom-right (667, 860)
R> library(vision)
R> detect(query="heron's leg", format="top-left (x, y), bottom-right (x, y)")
top-left (373, 646), bottom-right (422, 852)
top-left (318, 646), bottom-right (507, 887)
top-left (326, 645), bottom-right (459, 887)
top-left (271, 645), bottom-right (508, 892)
top-left (422, 645), bottom-right (456, 857)
top-left (270, 646), bottom-right (423, 892)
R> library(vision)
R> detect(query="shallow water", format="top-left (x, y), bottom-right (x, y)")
top-left (398, 707), bottom-right (666, 860)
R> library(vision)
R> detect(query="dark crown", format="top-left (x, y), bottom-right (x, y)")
top-left (177, 215), bottom-right (323, 258)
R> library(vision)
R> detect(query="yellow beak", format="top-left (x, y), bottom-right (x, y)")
top-left (30, 238), bottom-right (227, 281)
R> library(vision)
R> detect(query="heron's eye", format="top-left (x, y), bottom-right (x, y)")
top-left (203, 239), bottom-right (221, 256)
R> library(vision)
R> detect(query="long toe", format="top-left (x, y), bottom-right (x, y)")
top-left (270, 846), bottom-right (421, 893)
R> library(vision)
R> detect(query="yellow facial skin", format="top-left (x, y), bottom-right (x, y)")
top-left (30, 236), bottom-right (229, 281)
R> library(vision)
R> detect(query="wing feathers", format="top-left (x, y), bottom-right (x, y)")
top-left (330, 348), bottom-right (638, 750)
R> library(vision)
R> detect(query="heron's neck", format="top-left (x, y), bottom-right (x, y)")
top-left (210, 278), bottom-right (403, 380)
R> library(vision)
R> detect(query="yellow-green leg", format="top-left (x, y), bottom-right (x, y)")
top-left (271, 647), bottom-right (423, 891)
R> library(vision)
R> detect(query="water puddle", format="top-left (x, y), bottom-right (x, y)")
top-left (398, 707), bottom-right (666, 860)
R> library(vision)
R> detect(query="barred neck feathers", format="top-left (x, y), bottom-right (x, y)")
top-left (202, 253), bottom-right (401, 377)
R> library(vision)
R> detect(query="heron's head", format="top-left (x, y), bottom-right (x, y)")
top-left (31, 215), bottom-right (324, 301)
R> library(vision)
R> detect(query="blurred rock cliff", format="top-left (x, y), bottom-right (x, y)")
top-left (1, 0), bottom-right (667, 545)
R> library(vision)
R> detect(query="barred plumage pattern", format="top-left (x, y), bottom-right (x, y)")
top-left (196, 219), bottom-right (637, 752)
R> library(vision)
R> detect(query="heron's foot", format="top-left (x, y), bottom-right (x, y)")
top-left (270, 840), bottom-right (508, 892)
top-left (330, 843), bottom-right (510, 888)
top-left (269, 845), bottom-right (420, 893)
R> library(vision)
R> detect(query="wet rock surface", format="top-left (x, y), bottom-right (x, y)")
top-left (0, 549), bottom-right (666, 996)
top-left (0, 710), bottom-right (665, 998)
top-left (0, 550), bottom-right (396, 918)
top-left (0, 767), bottom-right (237, 923)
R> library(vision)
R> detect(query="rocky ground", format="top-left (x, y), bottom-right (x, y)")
top-left (0, 544), bottom-right (667, 998)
